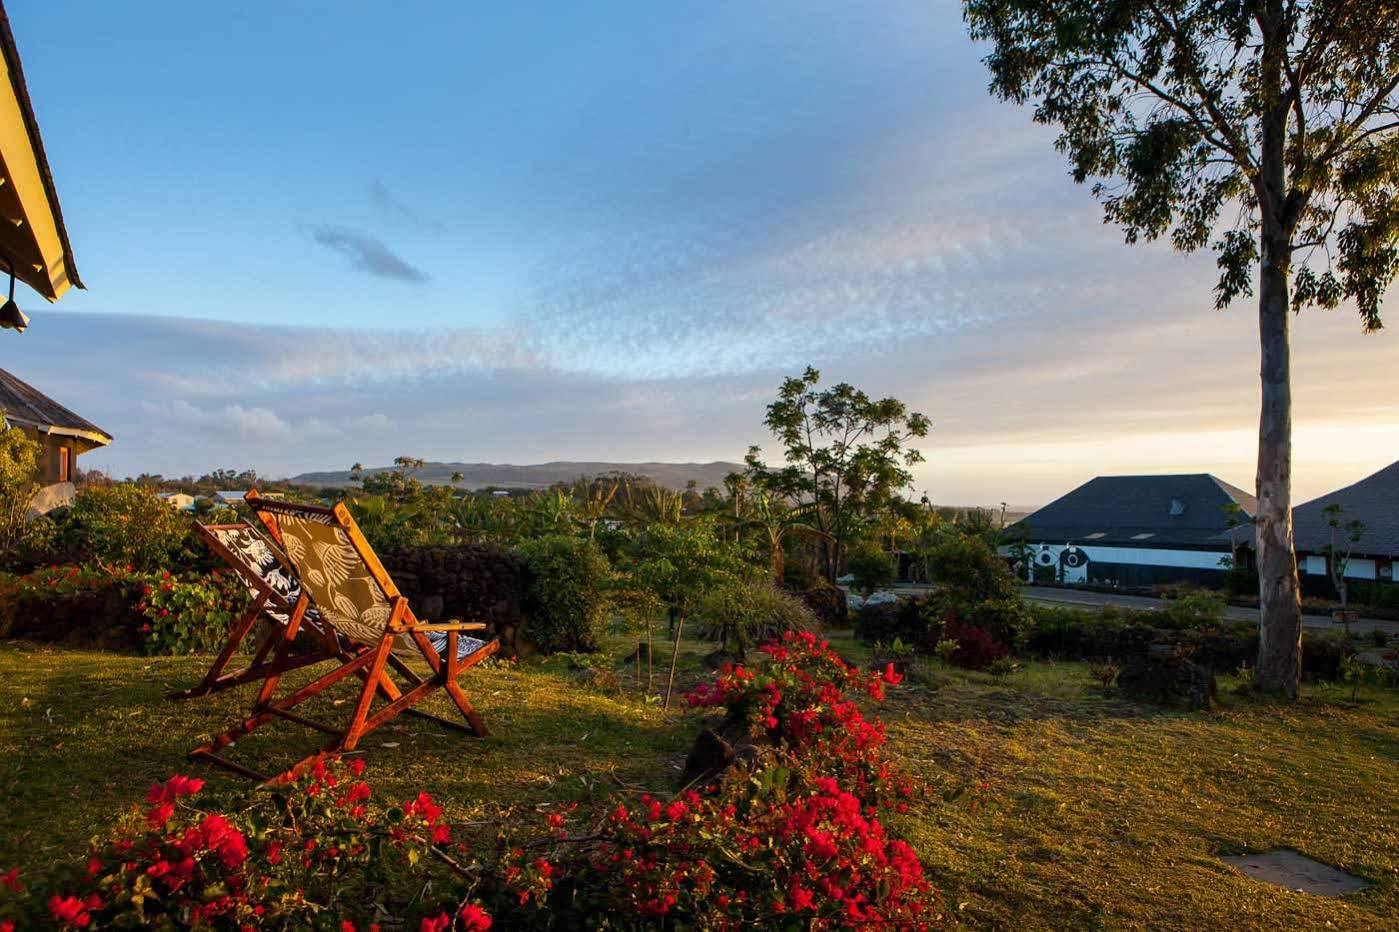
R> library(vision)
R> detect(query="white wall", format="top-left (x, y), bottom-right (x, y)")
top-left (1303, 555), bottom-right (1377, 580)
top-left (1002, 542), bottom-right (1232, 584)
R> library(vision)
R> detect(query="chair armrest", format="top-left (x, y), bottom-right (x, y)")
top-left (410, 621), bottom-right (489, 633)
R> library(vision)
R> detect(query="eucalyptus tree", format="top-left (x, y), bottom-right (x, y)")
top-left (746, 368), bottom-right (930, 584)
top-left (963, 0), bottom-right (1399, 695)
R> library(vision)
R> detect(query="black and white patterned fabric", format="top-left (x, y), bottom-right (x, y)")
top-left (208, 524), bottom-right (323, 627)
top-left (425, 631), bottom-right (490, 661)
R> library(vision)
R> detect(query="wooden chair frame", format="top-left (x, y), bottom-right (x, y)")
top-left (189, 492), bottom-right (499, 785)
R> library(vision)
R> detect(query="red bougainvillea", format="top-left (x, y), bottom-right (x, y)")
top-left (2, 633), bottom-right (936, 929)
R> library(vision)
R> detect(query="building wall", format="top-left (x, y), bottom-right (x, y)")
top-left (1004, 542), bottom-right (1232, 587)
top-left (1302, 554), bottom-right (1381, 581)
top-left (14, 426), bottom-right (79, 486)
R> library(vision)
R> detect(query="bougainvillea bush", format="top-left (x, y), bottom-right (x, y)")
top-left (1, 632), bottom-right (938, 929)
top-left (0, 565), bottom-right (247, 655)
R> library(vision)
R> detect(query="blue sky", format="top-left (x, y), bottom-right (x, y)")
top-left (5, 1), bottom-right (1397, 504)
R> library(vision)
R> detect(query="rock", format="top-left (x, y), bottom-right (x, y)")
top-left (420, 595), bottom-right (444, 621)
top-left (682, 728), bottom-right (736, 785)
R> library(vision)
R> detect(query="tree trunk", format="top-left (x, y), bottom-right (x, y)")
top-left (662, 613), bottom-right (685, 711)
top-left (771, 533), bottom-right (785, 585)
top-left (1252, 9), bottom-right (1303, 698)
top-left (1253, 258), bottom-right (1302, 696)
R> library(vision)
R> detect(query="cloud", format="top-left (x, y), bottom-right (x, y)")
top-left (368, 180), bottom-right (441, 232)
top-left (308, 225), bottom-right (428, 283)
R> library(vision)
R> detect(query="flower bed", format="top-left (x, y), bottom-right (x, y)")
top-left (0, 632), bottom-right (939, 929)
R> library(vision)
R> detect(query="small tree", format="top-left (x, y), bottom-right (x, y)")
top-left (0, 427), bottom-right (42, 567)
top-left (846, 541), bottom-right (897, 597)
top-left (1322, 502), bottom-right (1366, 633)
top-left (626, 522), bottom-right (754, 709)
top-left (746, 368), bottom-right (930, 584)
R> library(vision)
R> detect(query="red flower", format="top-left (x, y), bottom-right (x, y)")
top-left (459, 903), bottom-right (492, 930)
top-left (0, 868), bottom-right (20, 892)
top-left (881, 662), bottom-right (903, 686)
top-left (420, 913), bottom-right (450, 932)
top-left (48, 894), bottom-right (95, 928)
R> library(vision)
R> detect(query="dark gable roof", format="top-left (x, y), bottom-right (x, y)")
top-left (1293, 461), bottom-right (1399, 558)
top-left (0, 367), bottom-right (110, 443)
top-left (1006, 473), bottom-right (1255, 548)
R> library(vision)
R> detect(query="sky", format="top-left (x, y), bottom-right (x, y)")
top-left (4, 1), bottom-right (1397, 506)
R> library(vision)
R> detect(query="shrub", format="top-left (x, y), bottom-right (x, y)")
top-left (63, 484), bottom-right (192, 571)
top-left (925, 534), bottom-right (1019, 605)
top-left (0, 427), bottom-right (43, 568)
top-left (845, 542), bottom-right (895, 596)
top-left (1159, 590), bottom-right (1227, 629)
top-left (797, 582), bottom-right (849, 629)
top-left (943, 617), bottom-right (1011, 670)
top-left (854, 593), bottom-right (946, 650)
top-left (693, 580), bottom-right (815, 658)
top-left (135, 570), bottom-right (247, 655)
top-left (518, 535), bottom-right (612, 653)
top-left (963, 596), bottom-right (1034, 648)
top-left (0, 565), bottom-right (247, 655)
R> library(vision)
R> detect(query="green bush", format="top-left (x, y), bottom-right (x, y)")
top-left (845, 543), bottom-right (895, 596)
top-left (62, 484), bottom-right (192, 571)
top-left (0, 427), bottom-right (43, 568)
top-left (1023, 603), bottom-right (1354, 681)
top-left (694, 581), bottom-right (816, 657)
top-left (963, 596), bottom-right (1034, 648)
top-left (1160, 591), bottom-right (1227, 629)
top-left (854, 594), bottom-right (946, 651)
top-left (518, 535), bottom-right (612, 653)
top-left (925, 535), bottom-right (1019, 606)
top-left (135, 570), bottom-right (246, 655)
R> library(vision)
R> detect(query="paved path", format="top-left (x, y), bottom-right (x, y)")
top-left (1020, 586), bottom-right (1399, 636)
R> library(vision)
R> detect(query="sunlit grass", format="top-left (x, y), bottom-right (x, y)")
top-left (1, 632), bottom-right (1395, 927)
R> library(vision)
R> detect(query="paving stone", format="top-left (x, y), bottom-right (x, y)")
top-left (1221, 849), bottom-right (1370, 896)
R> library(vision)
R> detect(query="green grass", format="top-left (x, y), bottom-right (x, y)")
top-left (1, 633), bottom-right (1396, 928)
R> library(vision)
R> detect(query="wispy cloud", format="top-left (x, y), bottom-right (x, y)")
top-left (368, 180), bottom-right (442, 233)
top-left (308, 225), bottom-right (428, 283)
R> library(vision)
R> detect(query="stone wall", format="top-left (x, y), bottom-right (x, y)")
top-left (379, 543), bottom-right (529, 656)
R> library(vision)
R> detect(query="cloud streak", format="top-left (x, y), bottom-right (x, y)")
top-left (308, 226), bottom-right (429, 283)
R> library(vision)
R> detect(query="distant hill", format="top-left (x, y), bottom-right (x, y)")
top-left (286, 461), bottom-right (747, 492)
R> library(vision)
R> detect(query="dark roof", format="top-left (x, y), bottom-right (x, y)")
top-left (0, 4), bottom-right (82, 291)
top-left (1005, 473), bottom-right (1255, 548)
top-left (1293, 461), bottom-right (1399, 558)
top-left (0, 367), bottom-right (109, 443)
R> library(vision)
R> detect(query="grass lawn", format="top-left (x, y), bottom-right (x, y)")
top-left (1, 632), bottom-right (1396, 928)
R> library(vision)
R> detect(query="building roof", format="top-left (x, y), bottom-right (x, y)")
top-left (0, 4), bottom-right (82, 300)
top-left (1006, 473), bottom-right (1255, 548)
top-left (1293, 461), bottom-right (1399, 558)
top-left (0, 366), bottom-right (110, 447)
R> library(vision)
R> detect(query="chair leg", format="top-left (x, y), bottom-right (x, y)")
top-left (168, 595), bottom-right (268, 700)
top-left (342, 638), bottom-right (393, 751)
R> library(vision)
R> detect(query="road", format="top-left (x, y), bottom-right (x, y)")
top-left (1021, 586), bottom-right (1399, 636)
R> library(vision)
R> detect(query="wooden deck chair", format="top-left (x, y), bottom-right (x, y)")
top-left (190, 492), bottom-right (498, 784)
top-left (171, 522), bottom-right (343, 700)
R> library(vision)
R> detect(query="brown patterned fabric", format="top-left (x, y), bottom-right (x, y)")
top-left (275, 513), bottom-right (392, 645)
top-left (206, 523), bottom-right (320, 626)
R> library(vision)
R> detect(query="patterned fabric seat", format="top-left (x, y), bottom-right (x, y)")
top-left (203, 524), bottom-right (324, 628)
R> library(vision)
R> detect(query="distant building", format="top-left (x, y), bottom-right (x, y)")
top-left (215, 491), bottom-right (246, 505)
top-left (0, 368), bottom-right (111, 513)
top-left (159, 492), bottom-right (196, 511)
top-left (1292, 461), bottom-right (1399, 589)
top-left (1002, 474), bottom-right (1255, 587)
